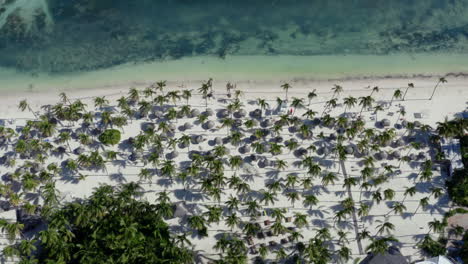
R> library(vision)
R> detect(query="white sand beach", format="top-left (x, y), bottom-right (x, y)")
top-left (0, 69), bottom-right (466, 263)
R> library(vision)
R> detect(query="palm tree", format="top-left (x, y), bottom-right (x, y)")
top-left (429, 77), bottom-right (447, 100)
top-left (389, 89), bottom-right (402, 107)
top-left (198, 80), bottom-right (211, 107)
top-left (281, 83), bottom-right (291, 101)
top-left (302, 194), bottom-right (319, 208)
top-left (187, 215), bottom-right (207, 236)
top-left (293, 212), bottom-right (308, 228)
top-left (369, 86), bottom-right (379, 96)
top-left (343, 96), bottom-right (357, 114)
top-left (366, 236), bottom-right (398, 254)
top-left (331, 84), bottom-right (343, 99)
top-left (291, 97), bottom-right (305, 115)
top-left (259, 244), bottom-right (269, 259)
top-left (322, 172), bottom-right (338, 186)
top-left (402, 83), bottom-right (414, 101)
top-left (167, 91), bottom-right (181, 106)
top-left (18, 100), bottom-right (38, 118)
top-left (257, 98), bottom-right (269, 117)
top-left (307, 89), bottom-right (317, 107)
top-left (94, 96), bottom-right (109, 110)
top-left (260, 191), bottom-right (277, 206)
top-left (374, 104), bottom-right (384, 121)
top-left (225, 213), bottom-right (240, 231)
top-left (181, 89), bottom-right (193, 105)
top-left (358, 96), bottom-right (375, 116)
top-left (428, 219), bottom-right (446, 234)
top-left (286, 191), bottom-right (300, 208)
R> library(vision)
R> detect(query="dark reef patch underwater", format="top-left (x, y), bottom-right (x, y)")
top-left (1, 0), bottom-right (468, 73)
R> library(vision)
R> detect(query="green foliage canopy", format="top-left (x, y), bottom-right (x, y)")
top-left (5, 183), bottom-right (193, 263)
top-left (98, 129), bottom-right (121, 145)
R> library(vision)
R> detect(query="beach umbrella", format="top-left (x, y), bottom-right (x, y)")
top-left (129, 152), bottom-right (141, 162)
top-left (251, 109), bottom-right (262, 118)
top-left (214, 137), bottom-right (223, 145)
top-left (381, 118), bottom-right (391, 127)
top-left (194, 135), bottom-right (204, 144)
top-left (233, 119), bottom-right (243, 128)
top-left (191, 109), bottom-right (200, 117)
top-left (392, 150), bottom-right (401, 159)
top-left (205, 120), bottom-right (215, 130)
top-left (168, 150), bottom-right (179, 159)
top-left (261, 119), bottom-right (273, 128)
top-left (274, 136), bottom-right (283, 143)
top-left (418, 151), bottom-right (426, 160)
top-left (237, 109), bottom-right (247, 118)
top-left (394, 139), bottom-right (405, 147)
top-left (240, 145), bottom-right (251, 154)
top-left (154, 111), bottom-right (164, 118)
top-left (294, 147), bottom-right (308, 157)
top-left (74, 147), bottom-right (85, 155)
top-left (376, 151), bottom-right (388, 160)
top-left (184, 122), bottom-right (193, 130)
top-left (168, 124), bottom-right (176, 132)
top-left (218, 109), bottom-right (229, 118)
top-left (204, 108), bottom-right (214, 116)
top-left (345, 145), bottom-right (354, 155)
top-left (263, 144), bottom-right (271, 153)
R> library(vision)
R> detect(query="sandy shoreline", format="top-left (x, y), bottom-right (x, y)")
top-left (1, 53), bottom-right (468, 93)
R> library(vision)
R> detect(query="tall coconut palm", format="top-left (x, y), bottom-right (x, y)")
top-left (358, 96), bottom-right (375, 116)
top-left (429, 77), bottom-right (447, 100)
top-left (94, 96), bottom-right (109, 110)
top-left (369, 86), bottom-right (379, 97)
top-left (402, 83), bottom-right (414, 101)
top-left (257, 98), bottom-right (269, 117)
top-left (167, 91), bottom-right (181, 106)
top-left (389, 89), bottom-right (402, 107)
top-left (307, 89), bottom-right (317, 107)
top-left (281, 82), bottom-right (291, 101)
top-left (291, 97), bottom-right (305, 115)
top-left (343, 96), bottom-right (357, 114)
top-left (18, 100), bottom-right (38, 118)
top-left (198, 80), bottom-right (211, 108)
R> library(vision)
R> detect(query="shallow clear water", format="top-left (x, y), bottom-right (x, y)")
top-left (1, 0), bottom-right (468, 85)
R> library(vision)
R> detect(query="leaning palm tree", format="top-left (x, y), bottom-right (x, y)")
top-left (358, 96), bottom-right (375, 116)
top-left (307, 89), bottom-right (317, 107)
top-left (389, 89), bottom-right (402, 107)
top-left (402, 83), bottom-right (414, 101)
top-left (18, 100), bottom-right (38, 118)
top-left (429, 77), bottom-right (447, 100)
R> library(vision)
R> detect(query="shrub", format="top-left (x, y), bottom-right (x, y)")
top-left (98, 129), bottom-right (121, 145)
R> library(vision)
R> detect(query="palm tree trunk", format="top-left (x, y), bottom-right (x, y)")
top-left (429, 81), bottom-right (441, 100)
top-left (402, 87), bottom-right (409, 101)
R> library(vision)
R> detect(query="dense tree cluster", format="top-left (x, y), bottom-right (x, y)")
top-left (3, 183), bottom-right (193, 263)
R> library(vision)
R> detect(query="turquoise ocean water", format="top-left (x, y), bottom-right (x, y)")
top-left (1, 0), bottom-right (468, 90)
